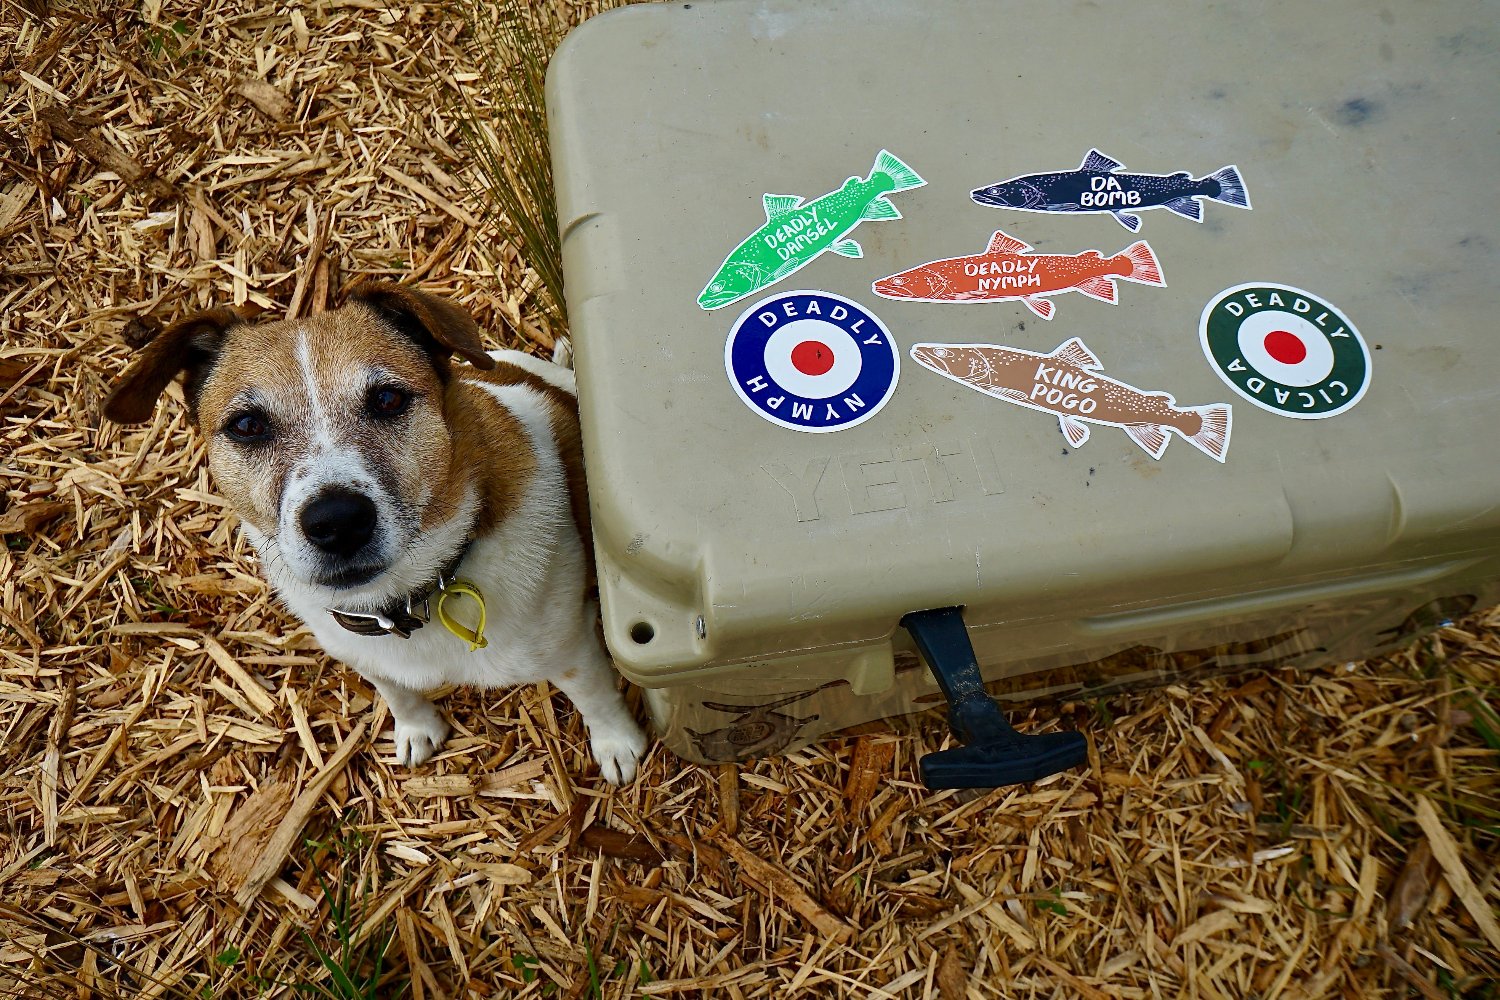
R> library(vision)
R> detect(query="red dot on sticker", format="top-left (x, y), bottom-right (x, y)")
top-left (1263, 330), bottom-right (1307, 365)
top-left (791, 340), bottom-right (835, 376)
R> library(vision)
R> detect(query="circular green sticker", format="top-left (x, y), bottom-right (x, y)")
top-left (1199, 283), bottom-right (1370, 419)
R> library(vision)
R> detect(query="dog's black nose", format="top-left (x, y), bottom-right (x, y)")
top-left (299, 488), bottom-right (377, 558)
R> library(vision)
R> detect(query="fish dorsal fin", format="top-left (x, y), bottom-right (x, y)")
top-left (763, 193), bottom-right (804, 222)
top-left (986, 230), bottom-right (1032, 255)
top-left (1080, 149), bottom-right (1124, 172)
top-left (1050, 337), bottom-right (1102, 370)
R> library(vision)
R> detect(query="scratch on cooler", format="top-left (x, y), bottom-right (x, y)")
top-left (911, 338), bottom-right (1233, 462)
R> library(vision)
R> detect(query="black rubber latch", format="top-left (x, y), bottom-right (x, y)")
top-left (901, 606), bottom-right (1088, 789)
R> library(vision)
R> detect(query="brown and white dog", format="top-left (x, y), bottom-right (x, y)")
top-left (103, 282), bottom-right (647, 784)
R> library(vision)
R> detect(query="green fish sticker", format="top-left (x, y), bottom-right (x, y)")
top-left (698, 149), bottom-right (927, 311)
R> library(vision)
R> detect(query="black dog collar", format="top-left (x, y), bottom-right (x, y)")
top-left (327, 543), bottom-right (472, 639)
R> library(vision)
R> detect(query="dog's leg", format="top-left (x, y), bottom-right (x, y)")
top-left (369, 677), bottom-right (450, 767)
top-left (554, 643), bottom-right (647, 786)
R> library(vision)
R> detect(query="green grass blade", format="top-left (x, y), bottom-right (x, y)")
top-left (450, 0), bottom-right (630, 335)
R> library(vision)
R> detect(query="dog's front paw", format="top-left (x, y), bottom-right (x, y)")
top-left (590, 717), bottom-right (648, 786)
top-left (391, 705), bottom-right (450, 767)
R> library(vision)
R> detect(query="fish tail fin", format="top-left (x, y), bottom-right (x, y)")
top-left (1178, 403), bottom-right (1233, 462)
top-left (871, 149), bottom-right (926, 192)
top-left (1120, 240), bottom-right (1165, 286)
top-left (1205, 165), bottom-right (1252, 209)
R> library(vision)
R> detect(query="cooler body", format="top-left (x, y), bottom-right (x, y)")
top-left (547, 0), bottom-right (1500, 763)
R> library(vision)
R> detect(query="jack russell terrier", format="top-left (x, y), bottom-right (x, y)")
top-left (103, 282), bottom-right (648, 784)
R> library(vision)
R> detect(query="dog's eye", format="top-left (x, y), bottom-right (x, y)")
top-left (367, 386), bottom-right (411, 418)
top-left (225, 410), bottom-right (271, 443)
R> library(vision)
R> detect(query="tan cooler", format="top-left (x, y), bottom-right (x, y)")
top-left (545, 0), bottom-right (1500, 786)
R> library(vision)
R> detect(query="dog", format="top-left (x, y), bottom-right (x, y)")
top-left (103, 282), bottom-right (648, 784)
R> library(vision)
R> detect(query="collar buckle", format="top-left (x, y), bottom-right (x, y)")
top-left (328, 608), bottom-right (416, 639)
top-left (405, 593), bottom-right (431, 625)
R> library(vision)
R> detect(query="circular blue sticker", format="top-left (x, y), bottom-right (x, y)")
top-left (724, 290), bottom-right (899, 433)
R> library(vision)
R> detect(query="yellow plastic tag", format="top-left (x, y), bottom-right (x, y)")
top-left (435, 579), bottom-right (488, 651)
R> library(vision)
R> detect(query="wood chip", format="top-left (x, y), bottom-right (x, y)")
top-left (209, 779), bottom-right (297, 894)
top-left (234, 721), bottom-right (365, 906)
top-left (713, 835), bottom-right (855, 944)
top-left (716, 763), bottom-right (740, 836)
top-left (936, 941), bottom-right (968, 1000)
top-left (1413, 795), bottom-right (1500, 950)
top-left (844, 735), bottom-right (895, 815)
top-left (1033, 955), bottom-right (1117, 1000)
top-left (201, 635), bottom-right (278, 718)
top-left (379, 163), bottom-right (481, 228)
top-left (1389, 838), bottom-right (1436, 928)
top-left (36, 106), bottom-right (176, 200)
top-left (951, 878), bottom-right (1036, 951)
top-left (1173, 908), bottom-right (1240, 948)
top-left (233, 78), bottom-right (293, 122)
top-left (401, 758), bottom-right (546, 798)
top-left (579, 827), bottom-right (668, 865)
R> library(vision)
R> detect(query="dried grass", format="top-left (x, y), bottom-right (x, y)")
top-left (2, 2), bottom-right (1498, 998)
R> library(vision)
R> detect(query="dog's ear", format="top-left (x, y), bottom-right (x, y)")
top-left (103, 308), bottom-right (242, 424)
top-left (347, 280), bottom-right (497, 371)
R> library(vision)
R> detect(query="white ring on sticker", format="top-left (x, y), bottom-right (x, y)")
top-left (1236, 311), bottom-right (1335, 388)
top-left (762, 319), bottom-right (863, 399)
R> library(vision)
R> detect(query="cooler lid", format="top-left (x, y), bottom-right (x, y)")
top-left (546, 0), bottom-right (1500, 680)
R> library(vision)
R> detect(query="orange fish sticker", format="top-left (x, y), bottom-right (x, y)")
top-left (911, 338), bottom-right (1232, 462)
top-left (873, 229), bottom-right (1164, 320)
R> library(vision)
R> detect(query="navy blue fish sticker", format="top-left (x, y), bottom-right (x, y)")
top-left (971, 149), bottom-right (1251, 233)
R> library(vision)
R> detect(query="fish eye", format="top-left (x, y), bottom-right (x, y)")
top-left (892, 276), bottom-right (906, 285)
top-left (710, 281), bottom-right (724, 293)
top-left (934, 348), bottom-right (950, 358)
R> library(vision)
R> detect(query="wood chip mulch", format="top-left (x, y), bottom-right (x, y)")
top-left (2, 3), bottom-right (1498, 997)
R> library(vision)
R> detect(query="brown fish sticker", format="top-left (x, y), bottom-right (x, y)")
top-left (911, 338), bottom-right (1232, 462)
